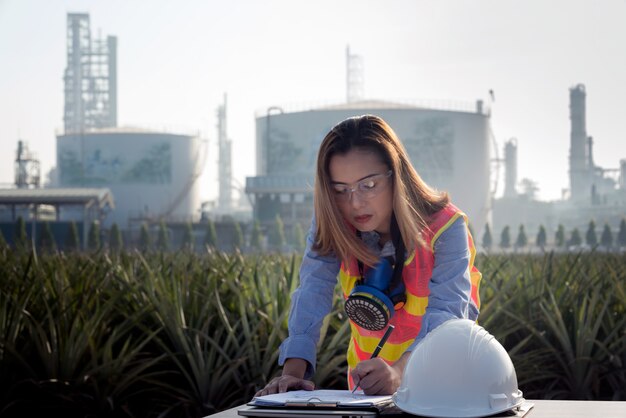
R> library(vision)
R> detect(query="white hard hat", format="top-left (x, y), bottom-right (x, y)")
top-left (393, 318), bottom-right (524, 418)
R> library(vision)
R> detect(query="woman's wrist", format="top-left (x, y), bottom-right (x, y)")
top-left (282, 358), bottom-right (308, 379)
top-left (392, 352), bottom-right (411, 375)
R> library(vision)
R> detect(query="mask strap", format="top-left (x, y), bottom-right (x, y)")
top-left (356, 230), bottom-right (364, 279)
top-left (355, 213), bottom-right (406, 290)
top-left (389, 214), bottom-right (406, 301)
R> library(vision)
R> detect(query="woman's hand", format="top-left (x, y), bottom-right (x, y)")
top-left (254, 358), bottom-right (314, 397)
top-left (350, 352), bottom-right (410, 395)
top-left (254, 375), bottom-right (315, 397)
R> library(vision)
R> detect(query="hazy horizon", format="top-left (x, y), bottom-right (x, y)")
top-left (1, 0), bottom-right (625, 203)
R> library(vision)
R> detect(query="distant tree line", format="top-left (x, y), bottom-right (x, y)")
top-left (0, 214), bottom-right (308, 255)
top-left (7, 214), bottom-right (623, 255)
top-left (481, 218), bottom-right (626, 252)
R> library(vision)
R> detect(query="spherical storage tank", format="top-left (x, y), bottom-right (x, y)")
top-left (57, 128), bottom-right (202, 226)
top-left (256, 100), bottom-right (491, 232)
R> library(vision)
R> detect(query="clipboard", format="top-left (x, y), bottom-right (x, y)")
top-left (243, 391), bottom-right (535, 418)
top-left (238, 405), bottom-right (379, 418)
top-left (248, 390), bottom-right (393, 410)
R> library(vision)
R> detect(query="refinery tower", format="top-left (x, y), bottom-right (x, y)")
top-left (64, 13), bottom-right (117, 134)
top-left (58, 13), bottom-right (202, 227)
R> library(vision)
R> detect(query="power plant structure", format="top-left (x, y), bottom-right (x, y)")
top-left (14, 140), bottom-right (41, 189)
top-left (1, 139), bottom-right (114, 248)
top-left (568, 84), bottom-right (589, 202)
top-left (1, 14), bottom-right (120, 244)
top-left (502, 138), bottom-right (518, 199)
top-left (246, 99), bottom-right (492, 233)
top-left (346, 45), bottom-right (364, 103)
top-left (1, 12), bottom-right (206, 247)
top-left (568, 84), bottom-right (621, 204)
top-left (246, 44), bottom-right (494, 234)
top-left (247, 77), bottom-right (625, 247)
top-left (64, 13), bottom-right (117, 133)
top-left (56, 129), bottom-right (203, 227)
top-left (492, 83), bottom-right (625, 242)
top-left (55, 12), bottom-right (205, 228)
top-left (217, 94), bottom-right (233, 215)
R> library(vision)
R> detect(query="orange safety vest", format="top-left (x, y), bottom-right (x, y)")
top-left (339, 203), bottom-right (482, 389)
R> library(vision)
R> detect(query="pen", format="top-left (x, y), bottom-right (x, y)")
top-left (352, 324), bottom-right (395, 393)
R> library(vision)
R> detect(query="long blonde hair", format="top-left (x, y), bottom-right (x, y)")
top-left (313, 114), bottom-right (449, 266)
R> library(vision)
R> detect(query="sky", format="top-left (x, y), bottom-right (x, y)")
top-left (1, 0), bottom-right (625, 203)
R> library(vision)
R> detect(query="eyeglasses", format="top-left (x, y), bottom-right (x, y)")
top-left (332, 170), bottom-right (393, 202)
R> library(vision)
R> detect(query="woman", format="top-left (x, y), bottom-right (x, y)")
top-left (256, 114), bottom-right (481, 396)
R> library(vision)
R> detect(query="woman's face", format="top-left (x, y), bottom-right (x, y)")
top-left (328, 148), bottom-right (394, 239)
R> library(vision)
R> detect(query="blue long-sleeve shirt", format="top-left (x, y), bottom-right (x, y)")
top-left (278, 216), bottom-right (477, 378)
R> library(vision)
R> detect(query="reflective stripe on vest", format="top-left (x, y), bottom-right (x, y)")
top-left (339, 203), bottom-right (482, 389)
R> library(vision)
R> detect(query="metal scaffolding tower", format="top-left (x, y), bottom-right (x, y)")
top-left (63, 13), bottom-right (117, 134)
top-left (346, 45), bottom-right (364, 103)
top-left (217, 93), bottom-right (232, 213)
top-left (14, 140), bottom-right (41, 189)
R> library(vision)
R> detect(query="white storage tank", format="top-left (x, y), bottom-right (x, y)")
top-left (57, 128), bottom-right (202, 227)
top-left (253, 100), bottom-right (491, 232)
